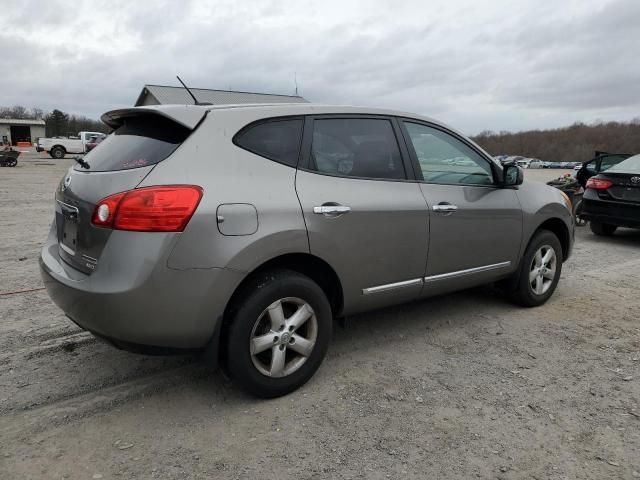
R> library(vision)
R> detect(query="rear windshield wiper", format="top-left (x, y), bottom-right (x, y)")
top-left (73, 156), bottom-right (90, 169)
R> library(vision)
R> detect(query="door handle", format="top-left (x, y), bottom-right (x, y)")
top-left (313, 205), bottom-right (351, 215)
top-left (432, 203), bottom-right (458, 213)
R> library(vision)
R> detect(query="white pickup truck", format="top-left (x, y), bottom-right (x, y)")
top-left (37, 131), bottom-right (105, 159)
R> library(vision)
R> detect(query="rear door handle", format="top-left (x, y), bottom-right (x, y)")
top-left (313, 205), bottom-right (351, 215)
top-left (432, 203), bottom-right (458, 213)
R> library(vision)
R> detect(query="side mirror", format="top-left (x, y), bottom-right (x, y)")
top-left (503, 164), bottom-right (524, 186)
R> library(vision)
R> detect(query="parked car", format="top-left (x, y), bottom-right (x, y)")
top-left (528, 159), bottom-right (542, 169)
top-left (575, 151), bottom-right (632, 189)
top-left (580, 154), bottom-right (640, 235)
top-left (38, 131), bottom-right (105, 159)
top-left (40, 104), bottom-right (574, 397)
top-left (85, 134), bottom-right (106, 152)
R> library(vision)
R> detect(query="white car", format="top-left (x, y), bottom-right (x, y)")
top-left (528, 159), bottom-right (542, 169)
top-left (38, 131), bottom-right (104, 159)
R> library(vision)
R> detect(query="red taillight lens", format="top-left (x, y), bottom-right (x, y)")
top-left (586, 178), bottom-right (613, 190)
top-left (92, 185), bottom-right (203, 232)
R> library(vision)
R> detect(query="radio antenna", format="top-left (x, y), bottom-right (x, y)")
top-left (176, 75), bottom-right (212, 105)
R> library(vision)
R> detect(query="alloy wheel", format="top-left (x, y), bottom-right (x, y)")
top-left (249, 297), bottom-right (318, 378)
top-left (529, 245), bottom-right (557, 295)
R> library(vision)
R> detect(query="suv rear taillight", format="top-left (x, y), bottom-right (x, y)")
top-left (92, 185), bottom-right (203, 232)
top-left (586, 178), bottom-right (613, 190)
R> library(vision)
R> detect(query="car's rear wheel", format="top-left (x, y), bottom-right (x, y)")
top-left (225, 269), bottom-right (332, 398)
top-left (590, 221), bottom-right (617, 236)
top-left (509, 230), bottom-right (563, 307)
top-left (51, 146), bottom-right (65, 159)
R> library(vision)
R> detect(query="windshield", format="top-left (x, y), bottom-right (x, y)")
top-left (78, 115), bottom-right (190, 172)
top-left (607, 154), bottom-right (640, 174)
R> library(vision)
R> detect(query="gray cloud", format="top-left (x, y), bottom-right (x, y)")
top-left (0, 0), bottom-right (637, 134)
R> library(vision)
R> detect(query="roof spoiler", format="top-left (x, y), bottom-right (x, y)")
top-left (101, 105), bottom-right (208, 130)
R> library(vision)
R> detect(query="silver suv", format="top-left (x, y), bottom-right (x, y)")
top-left (40, 104), bottom-right (574, 397)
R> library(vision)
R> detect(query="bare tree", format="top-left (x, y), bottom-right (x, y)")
top-left (472, 121), bottom-right (640, 162)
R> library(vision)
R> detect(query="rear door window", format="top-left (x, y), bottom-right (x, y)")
top-left (234, 118), bottom-right (303, 167)
top-left (310, 118), bottom-right (406, 180)
top-left (79, 115), bottom-right (190, 172)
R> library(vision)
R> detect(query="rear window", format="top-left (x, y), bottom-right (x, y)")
top-left (234, 118), bottom-right (303, 167)
top-left (79, 115), bottom-right (190, 172)
top-left (608, 154), bottom-right (640, 173)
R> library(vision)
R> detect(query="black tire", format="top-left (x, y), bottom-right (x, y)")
top-left (51, 147), bottom-right (65, 159)
top-left (225, 269), bottom-right (332, 398)
top-left (573, 199), bottom-right (587, 227)
top-left (509, 230), bottom-right (563, 308)
top-left (590, 221), bottom-right (617, 236)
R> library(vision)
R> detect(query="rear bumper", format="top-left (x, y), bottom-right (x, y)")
top-left (39, 223), bottom-right (245, 349)
top-left (581, 198), bottom-right (640, 229)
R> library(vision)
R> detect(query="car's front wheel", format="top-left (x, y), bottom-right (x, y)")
top-left (590, 221), bottom-right (617, 236)
top-left (509, 230), bottom-right (563, 307)
top-left (225, 269), bottom-right (332, 398)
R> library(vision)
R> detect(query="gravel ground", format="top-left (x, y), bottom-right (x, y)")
top-left (1, 154), bottom-right (638, 479)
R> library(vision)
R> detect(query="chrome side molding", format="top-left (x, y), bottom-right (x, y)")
top-left (362, 278), bottom-right (423, 295)
top-left (424, 261), bottom-right (511, 283)
top-left (362, 261), bottom-right (512, 295)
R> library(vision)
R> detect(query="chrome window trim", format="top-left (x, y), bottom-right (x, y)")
top-left (424, 261), bottom-right (511, 283)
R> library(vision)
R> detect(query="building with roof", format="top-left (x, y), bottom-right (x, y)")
top-left (0, 118), bottom-right (46, 146)
top-left (135, 84), bottom-right (308, 107)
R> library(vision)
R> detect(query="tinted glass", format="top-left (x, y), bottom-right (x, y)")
top-left (404, 122), bottom-right (493, 185)
top-left (79, 115), bottom-right (190, 172)
top-left (235, 119), bottom-right (303, 167)
top-left (311, 118), bottom-right (405, 179)
top-left (607, 154), bottom-right (640, 173)
top-left (599, 154), bottom-right (629, 172)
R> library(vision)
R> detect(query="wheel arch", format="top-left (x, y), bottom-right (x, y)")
top-left (212, 252), bottom-right (343, 368)
top-left (532, 217), bottom-right (571, 262)
top-left (224, 252), bottom-right (344, 320)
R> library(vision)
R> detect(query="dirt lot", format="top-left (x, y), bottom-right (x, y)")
top-left (1, 154), bottom-right (638, 479)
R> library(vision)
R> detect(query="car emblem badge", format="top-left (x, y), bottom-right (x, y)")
top-left (631, 176), bottom-right (640, 184)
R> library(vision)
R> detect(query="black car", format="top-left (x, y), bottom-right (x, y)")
top-left (581, 154), bottom-right (640, 235)
top-left (575, 151), bottom-right (632, 189)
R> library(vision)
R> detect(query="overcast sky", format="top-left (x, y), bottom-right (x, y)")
top-left (1, 0), bottom-right (638, 134)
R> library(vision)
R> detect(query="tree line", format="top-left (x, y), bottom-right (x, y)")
top-left (3, 104), bottom-right (640, 159)
top-left (472, 119), bottom-right (640, 162)
top-left (0, 105), bottom-right (110, 138)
